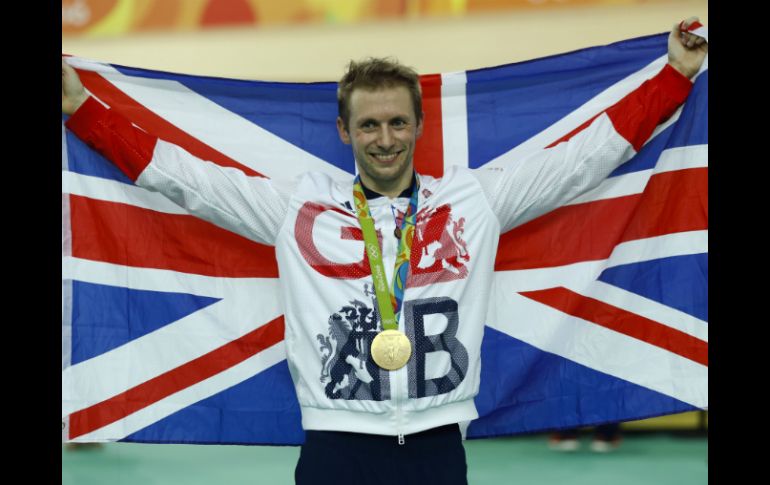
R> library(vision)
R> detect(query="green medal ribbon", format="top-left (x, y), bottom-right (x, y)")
top-left (352, 175), bottom-right (420, 330)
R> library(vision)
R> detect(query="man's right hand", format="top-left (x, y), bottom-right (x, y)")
top-left (62, 58), bottom-right (88, 115)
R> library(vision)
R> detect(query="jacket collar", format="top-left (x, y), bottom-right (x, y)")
top-left (359, 172), bottom-right (417, 200)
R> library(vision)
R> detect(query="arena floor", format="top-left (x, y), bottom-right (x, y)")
top-left (63, 432), bottom-right (707, 485)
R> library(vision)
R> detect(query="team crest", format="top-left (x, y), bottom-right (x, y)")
top-left (317, 284), bottom-right (390, 400)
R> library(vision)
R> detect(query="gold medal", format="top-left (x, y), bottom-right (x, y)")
top-left (371, 329), bottom-right (412, 370)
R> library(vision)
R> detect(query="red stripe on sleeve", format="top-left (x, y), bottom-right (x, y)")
top-left (547, 65), bottom-right (692, 150)
top-left (65, 96), bottom-right (157, 182)
top-left (605, 64), bottom-right (692, 151)
top-left (68, 69), bottom-right (263, 178)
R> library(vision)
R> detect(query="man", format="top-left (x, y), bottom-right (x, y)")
top-left (62, 18), bottom-right (707, 485)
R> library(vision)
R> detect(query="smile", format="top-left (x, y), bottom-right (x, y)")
top-left (370, 151), bottom-right (402, 162)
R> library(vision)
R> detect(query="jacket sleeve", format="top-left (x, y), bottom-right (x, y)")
top-left (471, 64), bottom-right (693, 234)
top-left (65, 97), bottom-right (293, 246)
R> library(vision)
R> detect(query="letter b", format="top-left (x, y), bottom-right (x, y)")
top-left (403, 297), bottom-right (468, 398)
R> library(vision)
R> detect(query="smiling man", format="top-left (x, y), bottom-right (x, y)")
top-left (62, 18), bottom-right (707, 485)
top-left (336, 60), bottom-right (424, 198)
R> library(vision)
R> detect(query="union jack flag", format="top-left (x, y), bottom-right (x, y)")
top-left (62, 32), bottom-right (708, 444)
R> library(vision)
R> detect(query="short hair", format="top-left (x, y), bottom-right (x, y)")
top-left (337, 57), bottom-right (422, 131)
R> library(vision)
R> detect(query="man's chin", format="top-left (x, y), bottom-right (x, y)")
top-left (362, 164), bottom-right (400, 179)
top-left (357, 158), bottom-right (413, 189)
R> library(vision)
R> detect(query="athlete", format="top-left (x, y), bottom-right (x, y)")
top-left (62, 17), bottom-right (707, 485)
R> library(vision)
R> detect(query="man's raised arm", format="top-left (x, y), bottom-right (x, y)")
top-left (62, 60), bottom-right (293, 246)
top-left (472, 17), bottom-right (707, 234)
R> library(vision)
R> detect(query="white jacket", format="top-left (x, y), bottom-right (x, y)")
top-left (65, 64), bottom-right (691, 438)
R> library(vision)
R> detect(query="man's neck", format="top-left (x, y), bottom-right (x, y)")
top-left (359, 173), bottom-right (417, 200)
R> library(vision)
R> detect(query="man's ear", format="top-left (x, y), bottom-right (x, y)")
top-left (337, 117), bottom-right (351, 145)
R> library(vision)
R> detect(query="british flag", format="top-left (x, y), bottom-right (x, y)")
top-left (61, 32), bottom-right (708, 445)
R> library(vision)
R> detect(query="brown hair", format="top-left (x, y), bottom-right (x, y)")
top-left (337, 57), bottom-right (422, 131)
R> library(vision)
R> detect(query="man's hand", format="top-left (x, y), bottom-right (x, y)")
top-left (62, 58), bottom-right (89, 115)
top-left (668, 16), bottom-right (708, 79)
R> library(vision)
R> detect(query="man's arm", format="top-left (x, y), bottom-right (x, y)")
top-left (472, 17), bottom-right (707, 233)
top-left (62, 60), bottom-right (292, 246)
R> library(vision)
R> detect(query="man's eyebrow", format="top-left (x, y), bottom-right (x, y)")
top-left (357, 116), bottom-right (409, 125)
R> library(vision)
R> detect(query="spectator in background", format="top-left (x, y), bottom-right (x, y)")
top-left (549, 423), bottom-right (622, 453)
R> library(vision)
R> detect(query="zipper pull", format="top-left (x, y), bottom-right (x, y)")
top-left (398, 433), bottom-right (405, 445)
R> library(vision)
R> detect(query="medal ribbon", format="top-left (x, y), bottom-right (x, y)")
top-left (353, 175), bottom-right (420, 331)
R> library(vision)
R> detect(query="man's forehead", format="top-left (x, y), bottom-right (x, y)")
top-left (348, 86), bottom-right (415, 119)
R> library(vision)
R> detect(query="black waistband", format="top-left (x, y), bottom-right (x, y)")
top-left (409, 423), bottom-right (460, 437)
top-left (306, 423), bottom-right (460, 440)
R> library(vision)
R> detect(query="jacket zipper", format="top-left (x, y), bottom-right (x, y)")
top-left (396, 367), bottom-right (405, 445)
top-left (385, 200), bottom-right (406, 446)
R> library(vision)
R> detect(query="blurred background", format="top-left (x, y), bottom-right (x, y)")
top-left (62, 1), bottom-right (708, 483)
top-left (63, 0), bottom-right (708, 80)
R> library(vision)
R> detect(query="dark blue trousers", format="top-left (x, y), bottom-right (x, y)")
top-left (295, 424), bottom-right (468, 485)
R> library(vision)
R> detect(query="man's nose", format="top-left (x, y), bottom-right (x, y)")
top-left (377, 125), bottom-right (395, 151)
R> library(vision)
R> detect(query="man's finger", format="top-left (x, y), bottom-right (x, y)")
top-left (675, 18), bottom-right (707, 47)
top-left (679, 16), bottom-right (701, 30)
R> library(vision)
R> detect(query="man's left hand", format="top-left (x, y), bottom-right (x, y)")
top-left (668, 16), bottom-right (708, 79)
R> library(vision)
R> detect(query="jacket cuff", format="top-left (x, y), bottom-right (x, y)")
top-left (64, 96), bottom-right (156, 182)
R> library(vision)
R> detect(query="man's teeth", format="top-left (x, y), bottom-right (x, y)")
top-left (373, 153), bottom-right (398, 162)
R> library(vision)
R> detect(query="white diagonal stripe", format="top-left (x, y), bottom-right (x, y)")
top-left (484, 55), bottom-right (674, 169)
top-left (494, 231), bottom-right (707, 292)
top-left (487, 291), bottom-right (707, 408)
top-left (63, 171), bottom-right (189, 214)
top-left (66, 342), bottom-right (287, 442)
top-left (607, 230), bottom-right (707, 268)
top-left (62, 256), bottom-right (279, 299)
top-left (567, 145), bottom-right (708, 206)
top-left (68, 56), bottom-right (350, 181)
top-left (564, 280), bottom-right (707, 342)
top-left (110, 77), bottom-right (346, 181)
top-left (62, 277), bottom-right (283, 415)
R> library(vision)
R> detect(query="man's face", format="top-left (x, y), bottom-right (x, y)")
top-left (337, 85), bottom-right (423, 194)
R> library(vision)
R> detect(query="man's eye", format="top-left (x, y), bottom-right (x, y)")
top-left (392, 120), bottom-right (407, 128)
